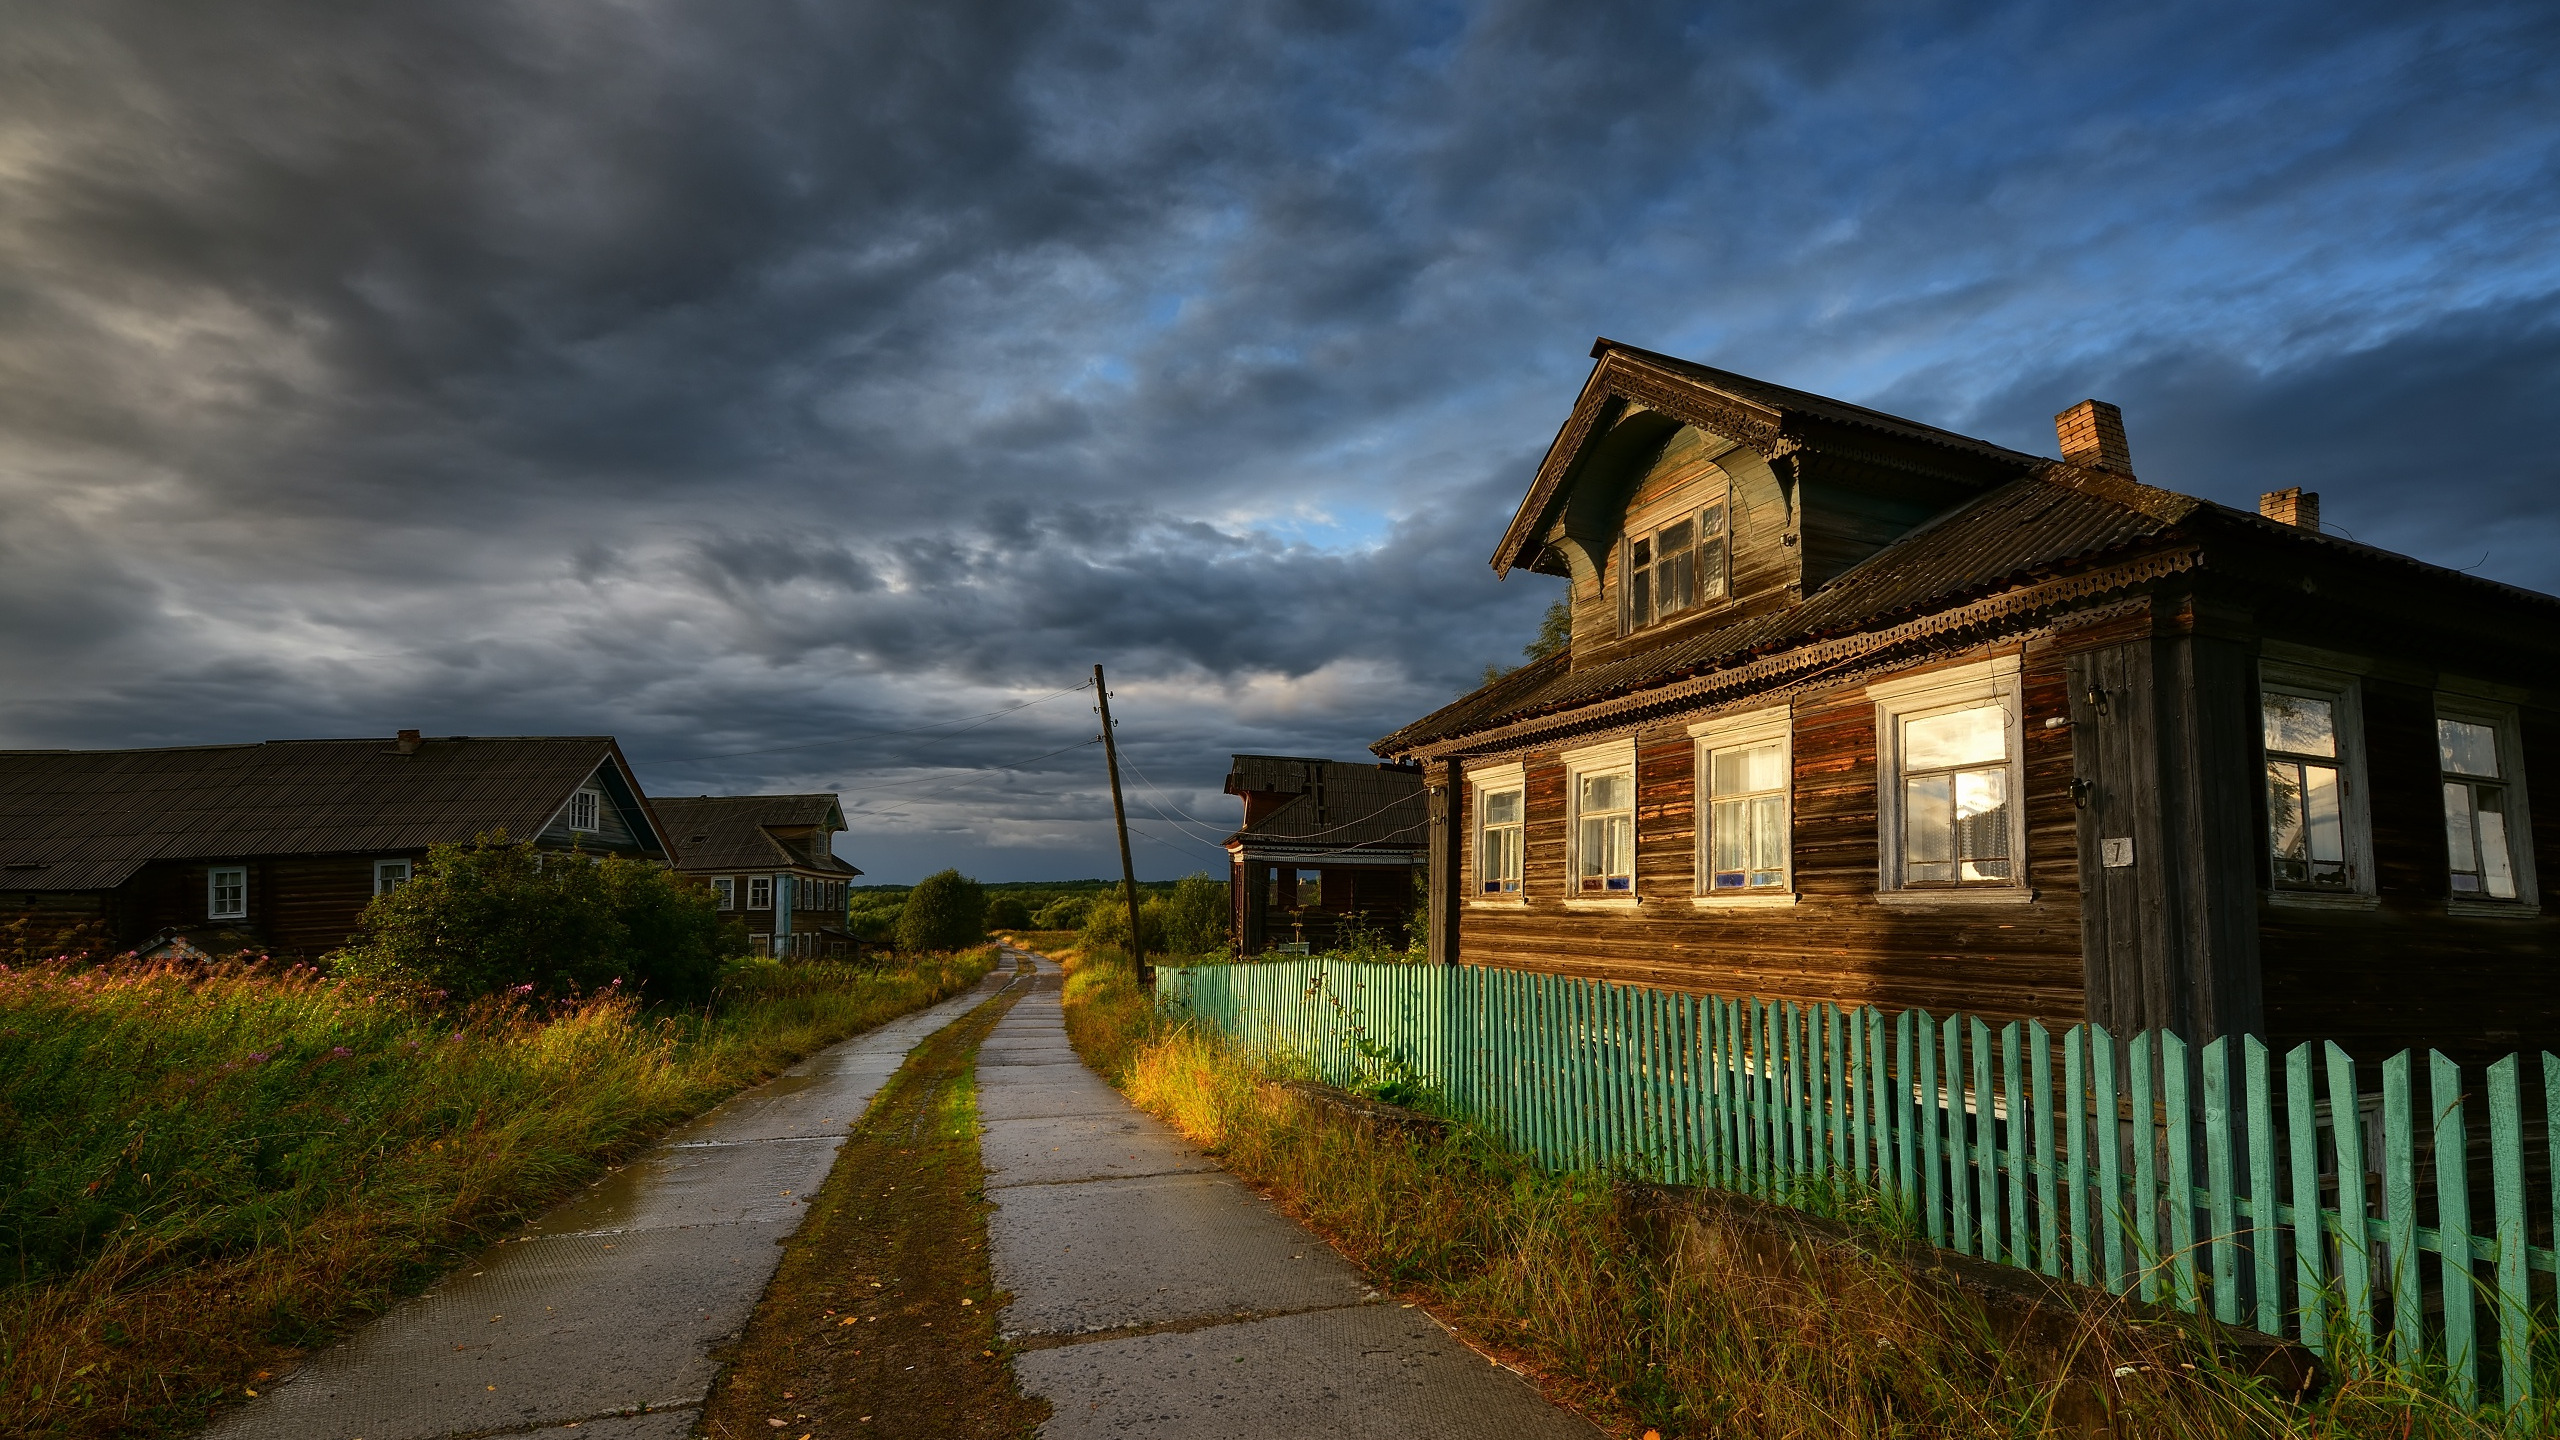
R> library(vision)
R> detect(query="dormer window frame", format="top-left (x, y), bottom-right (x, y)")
top-left (1618, 495), bottom-right (1731, 637)
top-left (566, 786), bottom-right (603, 834)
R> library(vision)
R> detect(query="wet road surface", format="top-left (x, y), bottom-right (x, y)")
top-left (205, 964), bottom-right (1024, 1440)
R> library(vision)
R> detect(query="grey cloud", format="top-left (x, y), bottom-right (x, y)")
top-left (3, 1), bottom-right (2557, 879)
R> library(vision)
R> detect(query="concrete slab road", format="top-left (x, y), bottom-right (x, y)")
top-left (982, 946), bottom-right (1598, 1439)
top-left (205, 963), bottom-right (1025, 1440)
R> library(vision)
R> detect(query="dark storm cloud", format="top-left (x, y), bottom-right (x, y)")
top-left (4, 0), bottom-right (2558, 879)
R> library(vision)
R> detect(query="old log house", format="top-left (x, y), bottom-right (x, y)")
top-left (0, 732), bottom-right (669, 958)
top-left (1225, 754), bottom-right (1427, 954)
top-left (1378, 340), bottom-right (2560, 1061)
top-left (655, 794), bottom-right (863, 958)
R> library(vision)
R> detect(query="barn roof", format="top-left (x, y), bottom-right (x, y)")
top-left (0, 736), bottom-right (660, 891)
top-left (653, 794), bottom-right (862, 875)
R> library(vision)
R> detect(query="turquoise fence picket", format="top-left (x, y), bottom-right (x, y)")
top-left (1152, 956), bottom-right (2560, 1417)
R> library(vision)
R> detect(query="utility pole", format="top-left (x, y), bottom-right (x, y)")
top-left (1093, 664), bottom-right (1148, 983)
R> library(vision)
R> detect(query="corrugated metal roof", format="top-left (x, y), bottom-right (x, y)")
top-left (1382, 465), bottom-right (2184, 754)
top-left (0, 736), bottom-right (641, 890)
top-left (654, 794), bottom-right (861, 875)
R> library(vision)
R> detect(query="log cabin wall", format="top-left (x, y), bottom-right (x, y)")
top-left (2254, 671), bottom-right (2560, 1064)
top-left (1454, 638), bottom-right (2091, 1026)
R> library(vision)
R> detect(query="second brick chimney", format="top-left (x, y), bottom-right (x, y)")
top-left (2054, 399), bottom-right (2134, 476)
top-left (396, 729), bottom-right (422, 755)
top-left (2258, 487), bottom-right (2320, 531)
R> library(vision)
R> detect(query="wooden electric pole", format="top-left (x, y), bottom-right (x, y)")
top-left (1094, 664), bottom-right (1148, 983)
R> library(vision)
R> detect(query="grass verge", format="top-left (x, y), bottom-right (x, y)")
top-left (1060, 953), bottom-right (2544, 1438)
top-left (0, 949), bottom-right (994, 1440)
top-left (700, 966), bottom-right (1045, 1439)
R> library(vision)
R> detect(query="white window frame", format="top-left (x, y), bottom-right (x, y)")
top-left (2434, 690), bottom-right (2539, 917)
top-left (748, 874), bottom-right (773, 910)
top-left (1870, 654), bottom-right (2033, 906)
top-left (2258, 662), bottom-right (2376, 909)
top-left (373, 858), bottom-right (413, 896)
top-left (566, 787), bottom-right (603, 833)
top-left (1562, 736), bottom-right (1639, 908)
top-left (712, 876), bottom-right (736, 910)
top-left (1690, 705), bottom-right (1795, 907)
top-left (1467, 760), bottom-right (1527, 905)
top-left (208, 865), bottom-right (247, 920)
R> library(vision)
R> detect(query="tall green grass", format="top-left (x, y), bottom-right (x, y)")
top-left (0, 950), bottom-right (991, 1439)
top-left (1063, 957), bottom-right (2543, 1438)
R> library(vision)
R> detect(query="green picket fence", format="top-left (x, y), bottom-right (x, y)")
top-left (1155, 957), bottom-right (2560, 1412)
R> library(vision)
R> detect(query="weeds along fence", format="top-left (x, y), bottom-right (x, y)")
top-left (1155, 957), bottom-right (2560, 1412)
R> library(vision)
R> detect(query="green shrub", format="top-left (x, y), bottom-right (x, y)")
top-left (331, 834), bottom-right (729, 1003)
top-left (1160, 872), bottom-right (1230, 959)
top-left (1032, 894), bottom-right (1091, 930)
top-left (894, 869), bottom-right (987, 952)
top-left (1077, 889), bottom-right (1165, 957)
top-left (984, 895), bottom-right (1032, 931)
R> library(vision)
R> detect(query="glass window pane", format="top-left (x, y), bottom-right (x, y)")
top-left (1655, 518), bottom-right (1693, 559)
top-left (1955, 767), bottom-right (2011, 880)
top-left (1629, 570), bottom-right (1649, 627)
top-left (1698, 502), bottom-right (1726, 539)
top-left (1712, 797), bottom-right (1748, 874)
top-left (2445, 780), bottom-right (2478, 888)
top-left (2263, 693), bottom-right (2336, 757)
top-left (1905, 773), bottom-right (1954, 882)
top-left (1580, 771), bottom-right (1630, 813)
top-left (2304, 763), bottom-right (2344, 864)
top-left (1710, 741), bottom-right (1784, 797)
top-left (1904, 703), bottom-right (2008, 768)
top-left (2268, 759), bottom-right (2307, 870)
top-left (1699, 533), bottom-right (1727, 602)
top-left (1485, 789), bottom-right (1521, 825)
top-left (1606, 815), bottom-right (1634, 878)
top-left (2439, 718), bottom-right (2500, 778)
top-left (1577, 816), bottom-right (1606, 877)
top-left (1749, 793), bottom-right (1787, 874)
top-left (2479, 788), bottom-right (2517, 899)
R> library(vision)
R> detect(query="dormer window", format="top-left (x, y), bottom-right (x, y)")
top-left (1620, 501), bottom-right (1728, 634)
top-left (567, 788), bottom-right (602, 833)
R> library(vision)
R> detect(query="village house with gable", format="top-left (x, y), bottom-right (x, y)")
top-left (1377, 339), bottom-right (2560, 1061)
top-left (655, 793), bottom-right (863, 958)
top-left (0, 732), bottom-right (668, 959)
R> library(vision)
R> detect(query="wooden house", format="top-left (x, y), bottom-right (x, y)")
top-left (1224, 754), bottom-right (1427, 953)
top-left (0, 732), bottom-right (667, 958)
top-left (655, 794), bottom-right (862, 959)
top-left (1376, 339), bottom-right (2560, 1061)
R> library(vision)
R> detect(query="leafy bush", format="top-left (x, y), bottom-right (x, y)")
top-left (894, 869), bottom-right (987, 952)
top-left (1032, 894), bottom-right (1091, 930)
top-left (845, 890), bottom-right (904, 943)
top-left (1160, 872), bottom-right (1230, 959)
top-left (984, 895), bottom-right (1032, 931)
top-left (331, 834), bottom-right (731, 1003)
top-left (1077, 889), bottom-right (1164, 957)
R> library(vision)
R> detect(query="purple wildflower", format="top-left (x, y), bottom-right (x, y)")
top-left (330, 1046), bottom-right (354, 1058)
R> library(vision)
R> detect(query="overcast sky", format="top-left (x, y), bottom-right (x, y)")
top-left (4, 2), bottom-right (2556, 883)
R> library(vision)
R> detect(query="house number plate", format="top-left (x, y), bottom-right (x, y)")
top-left (2101, 837), bottom-right (2135, 868)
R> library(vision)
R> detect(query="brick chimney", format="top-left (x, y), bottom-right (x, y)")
top-left (2054, 399), bottom-right (2134, 476)
top-left (396, 729), bottom-right (422, 754)
top-left (2258, 487), bottom-right (2320, 531)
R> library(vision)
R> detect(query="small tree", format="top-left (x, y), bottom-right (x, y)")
top-left (1161, 872), bottom-right (1230, 958)
top-left (895, 869), bottom-right (987, 952)
top-left (1077, 891), bottom-right (1164, 959)
top-left (1032, 894), bottom-right (1090, 930)
top-left (333, 834), bottom-right (730, 1002)
top-left (985, 895), bottom-right (1032, 931)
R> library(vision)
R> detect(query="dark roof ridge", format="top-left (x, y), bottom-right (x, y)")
top-left (1591, 339), bottom-right (2050, 466)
